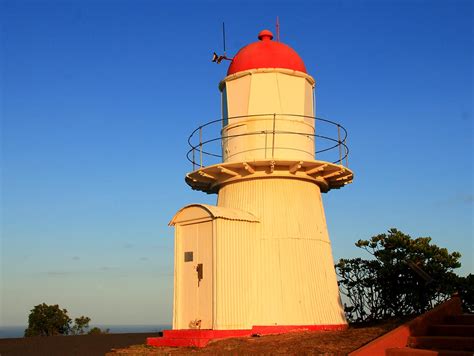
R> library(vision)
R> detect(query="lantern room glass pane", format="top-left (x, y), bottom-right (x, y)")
top-left (222, 85), bottom-right (229, 127)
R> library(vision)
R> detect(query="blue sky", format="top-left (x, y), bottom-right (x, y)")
top-left (1, 0), bottom-right (472, 326)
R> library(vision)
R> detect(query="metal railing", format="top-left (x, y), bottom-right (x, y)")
top-left (187, 113), bottom-right (349, 170)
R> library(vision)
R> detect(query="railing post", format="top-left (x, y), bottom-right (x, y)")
top-left (272, 113), bottom-right (276, 159)
top-left (314, 116), bottom-right (317, 160)
top-left (337, 124), bottom-right (342, 165)
top-left (199, 126), bottom-right (203, 168)
top-left (264, 129), bottom-right (268, 159)
top-left (344, 138), bottom-right (349, 167)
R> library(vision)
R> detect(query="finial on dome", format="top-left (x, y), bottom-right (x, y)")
top-left (258, 30), bottom-right (273, 41)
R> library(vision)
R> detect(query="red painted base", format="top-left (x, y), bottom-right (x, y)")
top-left (147, 324), bottom-right (347, 348)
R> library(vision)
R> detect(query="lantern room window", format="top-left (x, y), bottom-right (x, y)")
top-left (222, 85), bottom-right (229, 127)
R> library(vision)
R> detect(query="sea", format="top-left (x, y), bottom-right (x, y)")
top-left (0, 325), bottom-right (171, 339)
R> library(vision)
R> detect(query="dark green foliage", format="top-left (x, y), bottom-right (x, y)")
top-left (336, 258), bottom-right (384, 322)
top-left (24, 303), bottom-right (72, 336)
top-left (88, 326), bottom-right (110, 335)
top-left (336, 229), bottom-right (463, 323)
top-left (456, 274), bottom-right (474, 313)
top-left (71, 316), bottom-right (91, 335)
top-left (24, 303), bottom-right (95, 337)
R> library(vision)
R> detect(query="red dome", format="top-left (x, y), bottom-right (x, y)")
top-left (227, 30), bottom-right (307, 75)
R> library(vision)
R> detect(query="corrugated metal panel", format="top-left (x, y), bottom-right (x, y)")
top-left (218, 179), bottom-right (329, 242)
top-left (214, 219), bottom-right (257, 330)
top-left (170, 203), bottom-right (259, 225)
top-left (216, 178), bottom-right (346, 326)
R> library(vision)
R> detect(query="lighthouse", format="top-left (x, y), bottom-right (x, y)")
top-left (149, 29), bottom-right (353, 347)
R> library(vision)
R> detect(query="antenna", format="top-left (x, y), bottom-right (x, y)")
top-left (222, 22), bottom-right (226, 55)
top-left (212, 22), bottom-right (233, 64)
top-left (276, 16), bottom-right (280, 42)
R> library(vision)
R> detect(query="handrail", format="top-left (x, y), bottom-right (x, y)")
top-left (186, 113), bottom-right (350, 170)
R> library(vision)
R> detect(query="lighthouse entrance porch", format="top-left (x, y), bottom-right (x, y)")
top-left (170, 204), bottom-right (260, 331)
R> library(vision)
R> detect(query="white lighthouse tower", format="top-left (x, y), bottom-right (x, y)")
top-left (149, 29), bottom-right (353, 348)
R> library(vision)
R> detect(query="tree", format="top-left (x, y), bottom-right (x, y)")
top-left (24, 303), bottom-right (72, 336)
top-left (456, 273), bottom-right (474, 313)
top-left (71, 316), bottom-right (91, 335)
top-left (336, 258), bottom-right (385, 322)
top-left (336, 229), bottom-right (463, 323)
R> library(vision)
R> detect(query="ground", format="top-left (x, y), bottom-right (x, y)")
top-left (0, 320), bottom-right (404, 356)
top-left (107, 320), bottom-right (405, 356)
top-left (0, 332), bottom-right (161, 356)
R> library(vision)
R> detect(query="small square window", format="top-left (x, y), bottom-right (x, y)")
top-left (184, 252), bottom-right (193, 262)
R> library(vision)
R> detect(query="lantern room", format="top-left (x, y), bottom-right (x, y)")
top-left (220, 30), bottom-right (315, 162)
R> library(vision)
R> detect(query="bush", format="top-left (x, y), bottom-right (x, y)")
top-left (71, 316), bottom-right (91, 335)
top-left (88, 327), bottom-right (110, 335)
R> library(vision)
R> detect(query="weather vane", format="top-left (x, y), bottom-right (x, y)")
top-left (212, 22), bottom-right (233, 64)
